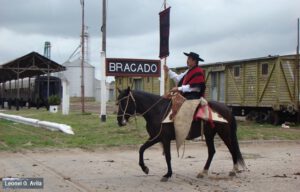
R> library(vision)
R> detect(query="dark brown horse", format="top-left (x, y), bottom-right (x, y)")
top-left (117, 87), bottom-right (245, 182)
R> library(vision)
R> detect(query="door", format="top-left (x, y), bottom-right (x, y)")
top-left (210, 71), bottom-right (225, 102)
top-left (211, 72), bottom-right (218, 101)
top-left (219, 72), bottom-right (225, 103)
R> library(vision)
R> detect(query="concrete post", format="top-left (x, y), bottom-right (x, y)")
top-left (62, 79), bottom-right (70, 115)
top-left (100, 51), bottom-right (106, 121)
top-left (160, 59), bottom-right (165, 96)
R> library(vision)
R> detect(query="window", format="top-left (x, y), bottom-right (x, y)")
top-left (233, 66), bottom-right (240, 77)
top-left (133, 79), bottom-right (143, 91)
top-left (210, 72), bottom-right (225, 102)
top-left (262, 63), bottom-right (268, 75)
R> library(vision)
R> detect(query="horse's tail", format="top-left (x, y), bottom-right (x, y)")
top-left (230, 115), bottom-right (246, 168)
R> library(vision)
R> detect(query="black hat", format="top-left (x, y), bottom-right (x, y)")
top-left (184, 52), bottom-right (204, 62)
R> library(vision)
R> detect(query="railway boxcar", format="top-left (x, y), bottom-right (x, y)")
top-left (115, 76), bottom-right (160, 96)
top-left (0, 76), bottom-right (62, 108)
top-left (169, 54), bottom-right (299, 124)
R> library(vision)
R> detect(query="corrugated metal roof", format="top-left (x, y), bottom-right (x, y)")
top-left (0, 52), bottom-right (65, 83)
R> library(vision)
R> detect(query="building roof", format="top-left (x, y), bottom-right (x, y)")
top-left (173, 54), bottom-right (295, 70)
top-left (63, 58), bottom-right (94, 68)
top-left (0, 52), bottom-right (65, 83)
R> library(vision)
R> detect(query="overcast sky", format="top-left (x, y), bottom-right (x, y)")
top-left (0, 0), bottom-right (299, 70)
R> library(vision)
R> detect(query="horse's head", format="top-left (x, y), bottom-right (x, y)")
top-left (116, 87), bottom-right (136, 126)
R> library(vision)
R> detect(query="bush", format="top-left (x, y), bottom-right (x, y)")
top-left (48, 95), bottom-right (61, 105)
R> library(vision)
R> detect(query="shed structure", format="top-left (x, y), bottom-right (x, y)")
top-left (0, 52), bottom-right (65, 110)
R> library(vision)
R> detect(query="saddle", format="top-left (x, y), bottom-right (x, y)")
top-left (163, 92), bottom-right (186, 122)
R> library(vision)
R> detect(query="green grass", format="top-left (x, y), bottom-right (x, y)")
top-left (237, 121), bottom-right (300, 140)
top-left (0, 109), bottom-right (147, 151)
top-left (0, 109), bottom-right (300, 151)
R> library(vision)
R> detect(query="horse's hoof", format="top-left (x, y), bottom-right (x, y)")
top-left (229, 171), bottom-right (236, 177)
top-left (197, 173), bottom-right (205, 178)
top-left (160, 177), bottom-right (169, 182)
top-left (143, 166), bottom-right (149, 175)
top-left (197, 170), bottom-right (208, 178)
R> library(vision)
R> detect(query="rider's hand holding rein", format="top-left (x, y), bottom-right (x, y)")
top-left (170, 87), bottom-right (179, 92)
top-left (163, 64), bottom-right (169, 72)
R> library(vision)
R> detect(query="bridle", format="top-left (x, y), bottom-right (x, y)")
top-left (117, 91), bottom-right (137, 125)
top-left (117, 90), bottom-right (173, 143)
top-left (116, 91), bottom-right (168, 125)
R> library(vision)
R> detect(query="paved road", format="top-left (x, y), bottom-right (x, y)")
top-left (0, 141), bottom-right (299, 192)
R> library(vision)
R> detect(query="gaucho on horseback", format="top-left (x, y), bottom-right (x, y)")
top-left (116, 51), bottom-right (245, 182)
top-left (164, 51), bottom-right (206, 99)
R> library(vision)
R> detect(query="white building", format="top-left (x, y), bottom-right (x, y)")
top-left (54, 58), bottom-right (115, 102)
top-left (62, 58), bottom-right (96, 98)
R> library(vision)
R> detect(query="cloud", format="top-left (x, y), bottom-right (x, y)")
top-left (0, 28), bottom-right (79, 64)
top-left (0, 0), bottom-right (299, 68)
top-left (0, 0), bottom-right (96, 37)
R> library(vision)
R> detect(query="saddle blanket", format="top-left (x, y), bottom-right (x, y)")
top-left (162, 97), bottom-right (228, 151)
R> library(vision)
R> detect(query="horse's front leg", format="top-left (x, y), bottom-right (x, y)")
top-left (160, 138), bottom-right (172, 182)
top-left (197, 128), bottom-right (216, 178)
top-left (139, 137), bottom-right (160, 175)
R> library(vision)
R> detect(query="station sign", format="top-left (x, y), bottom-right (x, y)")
top-left (106, 58), bottom-right (161, 77)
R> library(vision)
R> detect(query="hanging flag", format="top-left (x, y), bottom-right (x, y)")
top-left (159, 7), bottom-right (171, 59)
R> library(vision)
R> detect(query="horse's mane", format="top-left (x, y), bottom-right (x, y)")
top-left (132, 90), bottom-right (170, 112)
top-left (133, 90), bottom-right (162, 100)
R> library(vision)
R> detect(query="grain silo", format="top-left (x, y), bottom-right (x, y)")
top-left (62, 59), bottom-right (95, 99)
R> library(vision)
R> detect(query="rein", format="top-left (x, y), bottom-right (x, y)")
top-left (117, 91), bottom-right (168, 120)
top-left (117, 90), bottom-right (173, 144)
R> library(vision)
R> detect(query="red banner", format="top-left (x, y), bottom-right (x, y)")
top-left (159, 7), bottom-right (171, 59)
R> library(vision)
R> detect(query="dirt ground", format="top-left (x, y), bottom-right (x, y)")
top-left (0, 141), bottom-right (299, 192)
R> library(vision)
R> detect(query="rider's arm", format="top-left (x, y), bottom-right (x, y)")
top-left (178, 85), bottom-right (200, 93)
top-left (168, 69), bottom-right (187, 83)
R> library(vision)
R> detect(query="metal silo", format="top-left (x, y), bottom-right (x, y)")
top-left (63, 59), bottom-right (95, 98)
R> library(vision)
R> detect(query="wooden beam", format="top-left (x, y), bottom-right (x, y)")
top-left (228, 68), bottom-right (243, 103)
top-left (258, 62), bottom-right (276, 103)
top-left (279, 61), bottom-right (293, 101)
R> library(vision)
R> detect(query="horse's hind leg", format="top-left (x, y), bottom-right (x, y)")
top-left (161, 138), bottom-right (172, 182)
top-left (197, 127), bottom-right (216, 178)
top-left (139, 137), bottom-right (160, 175)
top-left (217, 126), bottom-right (239, 176)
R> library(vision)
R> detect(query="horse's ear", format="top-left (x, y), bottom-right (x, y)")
top-left (123, 86), bottom-right (131, 95)
top-left (130, 80), bottom-right (134, 90)
top-left (117, 87), bottom-right (121, 93)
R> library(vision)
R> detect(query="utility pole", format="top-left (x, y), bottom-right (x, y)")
top-left (80, 0), bottom-right (85, 113)
top-left (102, 0), bottom-right (106, 52)
top-left (163, 0), bottom-right (167, 95)
top-left (100, 0), bottom-right (107, 122)
top-left (160, 0), bottom-right (170, 95)
top-left (297, 18), bottom-right (300, 123)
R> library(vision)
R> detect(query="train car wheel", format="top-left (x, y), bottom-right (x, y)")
top-left (246, 111), bottom-right (258, 121)
top-left (270, 111), bottom-right (281, 125)
top-left (255, 112), bottom-right (268, 123)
